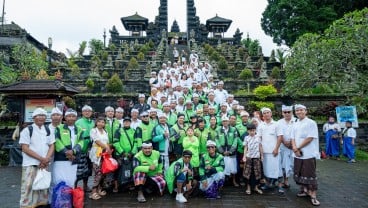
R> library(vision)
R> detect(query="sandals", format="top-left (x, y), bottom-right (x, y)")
top-left (311, 197), bottom-right (320, 206)
top-left (89, 192), bottom-right (101, 200)
top-left (245, 189), bottom-right (251, 195)
top-left (98, 190), bottom-right (107, 196)
top-left (112, 188), bottom-right (119, 193)
top-left (282, 183), bottom-right (290, 189)
top-left (254, 187), bottom-right (263, 195)
top-left (297, 191), bottom-right (308, 197)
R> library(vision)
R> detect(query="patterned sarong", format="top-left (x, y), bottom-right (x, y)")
top-left (243, 158), bottom-right (262, 180)
top-left (134, 172), bottom-right (166, 195)
top-left (294, 158), bottom-right (318, 191)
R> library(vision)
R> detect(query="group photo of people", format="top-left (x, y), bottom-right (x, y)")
top-left (18, 56), bottom-right (357, 208)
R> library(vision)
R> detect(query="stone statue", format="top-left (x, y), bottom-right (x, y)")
top-left (259, 61), bottom-right (268, 80)
top-left (161, 29), bottom-right (167, 39)
top-left (190, 29), bottom-right (195, 39)
top-left (105, 55), bottom-right (113, 68)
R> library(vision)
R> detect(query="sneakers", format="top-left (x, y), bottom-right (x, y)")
top-left (348, 159), bottom-right (356, 163)
top-left (176, 193), bottom-right (188, 203)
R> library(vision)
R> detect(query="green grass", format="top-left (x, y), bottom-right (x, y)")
top-left (355, 149), bottom-right (368, 161)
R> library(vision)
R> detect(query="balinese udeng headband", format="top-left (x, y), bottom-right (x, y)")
top-left (142, 142), bottom-right (152, 148)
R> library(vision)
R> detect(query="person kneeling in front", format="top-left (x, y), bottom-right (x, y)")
top-left (165, 150), bottom-right (198, 203)
top-left (133, 142), bottom-right (166, 203)
top-left (199, 140), bottom-right (225, 199)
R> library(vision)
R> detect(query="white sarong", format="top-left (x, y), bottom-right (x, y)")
top-left (263, 153), bottom-right (281, 179)
top-left (223, 155), bottom-right (237, 175)
top-left (52, 161), bottom-right (78, 188)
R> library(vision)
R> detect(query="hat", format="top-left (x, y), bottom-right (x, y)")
top-left (116, 107), bottom-right (124, 113)
top-left (206, 140), bottom-right (216, 147)
top-left (142, 142), bottom-right (152, 148)
top-left (192, 93), bottom-right (199, 98)
top-left (185, 100), bottom-right (192, 105)
top-left (221, 115), bottom-right (229, 121)
top-left (157, 112), bottom-right (167, 118)
top-left (151, 71), bottom-right (156, 75)
top-left (294, 104), bottom-right (306, 110)
top-left (208, 91), bottom-right (214, 96)
top-left (233, 100), bottom-right (239, 105)
top-left (140, 111), bottom-right (149, 117)
top-left (162, 102), bottom-right (170, 107)
top-left (51, 107), bottom-right (62, 115)
top-left (237, 105), bottom-right (244, 110)
top-left (208, 105), bottom-right (215, 109)
top-left (138, 93), bottom-right (145, 98)
top-left (221, 102), bottom-right (228, 107)
top-left (182, 150), bottom-right (193, 157)
top-left (32, 108), bottom-right (47, 117)
top-left (149, 108), bottom-right (157, 113)
top-left (131, 108), bottom-right (139, 113)
top-left (123, 117), bottom-right (131, 122)
top-left (240, 111), bottom-right (250, 117)
top-left (228, 94), bottom-right (234, 98)
top-left (261, 107), bottom-right (272, 114)
top-left (65, 109), bottom-right (77, 117)
top-left (105, 106), bottom-right (114, 112)
top-left (82, 105), bottom-right (92, 111)
top-left (282, 105), bottom-right (293, 111)
top-left (218, 81), bottom-right (224, 85)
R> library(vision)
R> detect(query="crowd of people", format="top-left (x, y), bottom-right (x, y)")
top-left (19, 56), bottom-right (356, 207)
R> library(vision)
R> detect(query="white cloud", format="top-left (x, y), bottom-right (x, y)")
top-left (5, 0), bottom-right (279, 56)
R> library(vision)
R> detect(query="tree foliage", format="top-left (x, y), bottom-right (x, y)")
top-left (241, 33), bottom-right (260, 56)
top-left (11, 44), bottom-right (48, 78)
top-left (106, 73), bottom-right (123, 93)
top-left (261, 0), bottom-right (368, 47)
top-left (88, 39), bottom-right (104, 55)
top-left (283, 8), bottom-right (368, 96)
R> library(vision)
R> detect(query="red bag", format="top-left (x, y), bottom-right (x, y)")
top-left (101, 152), bottom-right (119, 174)
top-left (72, 187), bottom-right (84, 208)
top-left (321, 151), bottom-right (327, 159)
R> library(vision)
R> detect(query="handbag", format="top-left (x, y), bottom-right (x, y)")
top-left (101, 152), bottom-right (119, 174)
top-left (72, 187), bottom-right (84, 208)
top-left (32, 169), bottom-right (51, 190)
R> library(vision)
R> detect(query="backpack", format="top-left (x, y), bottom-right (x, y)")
top-left (28, 125), bottom-right (51, 137)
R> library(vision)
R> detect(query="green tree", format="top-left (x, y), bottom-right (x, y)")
top-left (261, 0), bottom-right (368, 47)
top-left (89, 39), bottom-right (104, 55)
top-left (241, 33), bottom-right (260, 56)
top-left (106, 73), bottom-right (123, 93)
top-left (78, 41), bottom-right (87, 57)
top-left (85, 78), bottom-right (95, 92)
top-left (127, 57), bottom-right (139, 69)
top-left (238, 68), bottom-right (253, 80)
top-left (11, 44), bottom-right (49, 78)
top-left (283, 8), bottom-right (368, 96)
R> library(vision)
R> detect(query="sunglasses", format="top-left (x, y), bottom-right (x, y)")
top-left (183, 156), bottom-right (192, 158)
top-left (283, 111), bottom-right (291, 114)
top-left (142, 115), bottom-right (149, 117)
top-left (207, 146), bottom-right (215, 149)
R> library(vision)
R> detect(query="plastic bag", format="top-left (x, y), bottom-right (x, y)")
top-left (72, 187), bottom-right (84, 208)
top-left (32, 169), bottom-right (51, 190)
top-left (101, 152), bottom-right (118, 174)
top-left (52, 181), bottom-right (73, 208)
top-left (118, 157), bottom-right (133, 184)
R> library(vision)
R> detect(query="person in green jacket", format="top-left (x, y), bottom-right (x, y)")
top-left (162, 102), bottom-right (177, 127)
top-left (113, 117), bottom-right (137, 190)
top-left (105, 106), bottom-right (121, 144)
top-left (171, 113), bottom-right (188, 160)
top-left (135, 111), bottom-right (155, 149)
top-left (207, 116), bottom-right (218, 142)
top-left (182, 128), bottom-right (200, 177)
top-left (194, 117), bottom-right (210, 156)
top-left (53, 109), bottom-right (86, 188)
top-left (216, 115), bottom-right (240, 187)
top-left (199, 140), bottom-right (225, 199)
top-left (133, 142), bottom-right (166, 203)
top-left (165, 150), bottom-right (197, 203)
top-left (152, 113), bottom-right (179, 173)
top-left (75, 105), bottom-right (95, 191)
top-left (183, 101), bottom-right (195, 124)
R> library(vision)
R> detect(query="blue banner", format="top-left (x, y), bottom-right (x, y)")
top-left (336, 106), bottom-right (358, 128)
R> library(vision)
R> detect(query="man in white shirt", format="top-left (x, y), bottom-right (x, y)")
top-left (19, 108), bottom-right (55, 208)
top-left (214, 81), bottom-right (228, 104)
top-left (277, 105), bottom-right (295, 189)
top-left (291, 104), bottom-right (320, 206)
top-left (257, 107), bottom-right (283, 194)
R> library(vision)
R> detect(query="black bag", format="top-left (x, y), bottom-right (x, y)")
top-left (118, 157), bottom-right (133, 185)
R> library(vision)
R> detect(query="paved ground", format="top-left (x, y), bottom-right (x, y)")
top-left (1, 159), bottom-right (367, 208)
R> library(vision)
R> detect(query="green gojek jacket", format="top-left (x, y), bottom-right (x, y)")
top-left (152, 123), bottom-right (179, 153)
top-left (194, 127), bottom-right (211, 155)
top-left (215, 126), bottom-right (239, 156)
top-left (163, 112), bottom-right (177, 127)
top-left (75, 117), bottom-right (95, 153)
top-left (133, 150), bottom-right (163, 177)
top-left (165, 158), bottom-right (193, 194)
top-left (199, 152), bottom-right (224, 181)
top-left (182, 136), bottom-right (200, 167)
top-left (54, 124), bottom-right (86, 161)
top-left (172, 123), bottom-right (189, 145)
top-left (113, 127), bottom-right (137, 156)
top-left (105, 118), bottom-right (121, 144)
top-left (236, 123), bottom-right (249, 153)
top-left (135, 122), bottom-right (155, 149)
